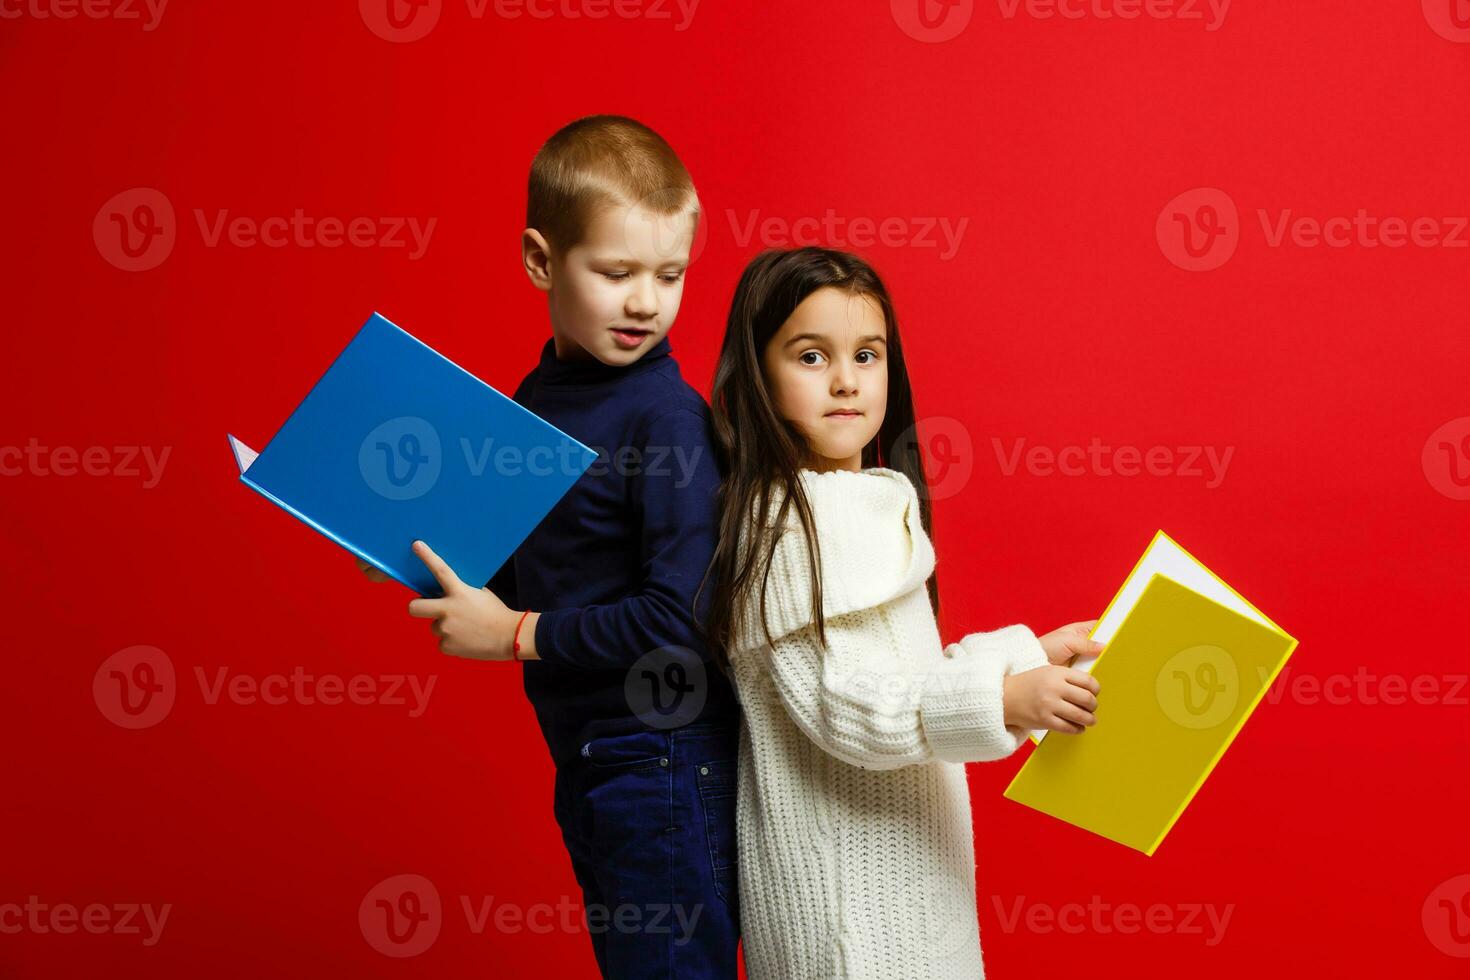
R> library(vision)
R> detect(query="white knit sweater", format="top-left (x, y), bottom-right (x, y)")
top-left (727, 467), bottom-right (1049, 980)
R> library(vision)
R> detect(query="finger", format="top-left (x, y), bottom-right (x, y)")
top-left (1066, 669), bottom-right (1101, 695)
top-left (1049, 716), bottom-right (1085, 735)
top-left (412, 539), bottom-right (464, 593)
top-left (1055, 702), bottom-right (1096, 728)
top-left (1069, 634), bottom-right (1106, 658)
top-left (408, 597), bottom-right (445, 619)
top-left (1061, 685), bottom-right (1099, 712)
top-left (430, 619), bottom-right (445, 638)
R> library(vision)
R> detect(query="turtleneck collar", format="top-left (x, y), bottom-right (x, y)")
top-left (536, 334), bottom-right (674, 387)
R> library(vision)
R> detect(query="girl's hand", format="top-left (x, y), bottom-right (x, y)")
top-left (1039, 620), bottom-right (1105, 667)
top-left (355, 556), bottom-right (394, 584)
top-left (405, 540), bottom-right (522, 661)
top-left (1003, 665), bottom-right (1101, 735)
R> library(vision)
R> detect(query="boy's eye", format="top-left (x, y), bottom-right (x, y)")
top-left (659, 272), bottom-right (684, 284)
top-left (601, 272), bottom-right (630, 282)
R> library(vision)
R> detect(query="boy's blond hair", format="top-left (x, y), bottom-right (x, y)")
top-left (527, 115), bottom-right (699, 255)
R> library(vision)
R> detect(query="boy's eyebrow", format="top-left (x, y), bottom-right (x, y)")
top-left (590, 255), bottom-right (688, 269)
top-left (783, 332), bottom-right (887, 348)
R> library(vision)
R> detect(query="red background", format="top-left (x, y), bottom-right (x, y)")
top-left (3, 0), bottom-right (1468, 975)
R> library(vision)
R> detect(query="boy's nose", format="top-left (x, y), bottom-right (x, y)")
top-left (625, 276), bottom-right (658, 319)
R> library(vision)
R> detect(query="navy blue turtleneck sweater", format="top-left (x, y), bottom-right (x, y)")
top-left (488, 334), bottom-right (738, 765)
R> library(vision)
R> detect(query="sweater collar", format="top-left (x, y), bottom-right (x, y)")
top-left (734, 467), bottom-right (937, 651)
top-left (536, 334), bottom-right (673, 386)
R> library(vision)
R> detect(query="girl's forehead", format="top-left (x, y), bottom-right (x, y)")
top-left (781, 289), bottom-right (887, 335)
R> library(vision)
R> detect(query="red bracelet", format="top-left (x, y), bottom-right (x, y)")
top-left (512, 610), bottom-right (532, 660)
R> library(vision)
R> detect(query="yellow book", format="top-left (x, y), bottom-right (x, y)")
top-left (1003, 531), bottom-right (1297, 856)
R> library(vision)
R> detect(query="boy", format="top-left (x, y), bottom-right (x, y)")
top-left (359, 115), bottom-right (740, 979)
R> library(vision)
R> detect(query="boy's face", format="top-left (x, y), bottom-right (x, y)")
top-left (525, 202), bottom-right (695, 366)
top-left (762, 287), bottom-right (888, 474)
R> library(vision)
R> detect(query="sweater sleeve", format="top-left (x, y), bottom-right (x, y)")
top-left (531, 407), bottom-right (720, 671)
top-left (483, 554), bottom-right (517, 609)
top-left (752, 610), bottom-right (1044, 770)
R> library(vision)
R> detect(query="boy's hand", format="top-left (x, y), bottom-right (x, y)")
top-left (1002, 665), bottom-right (1100, 735)
top-left (405, 540), bottom-right (523, 661)
top-left (1039, 620), bottom-right (1105, 667)
top-left (355, 556), bottom-right (394, 584)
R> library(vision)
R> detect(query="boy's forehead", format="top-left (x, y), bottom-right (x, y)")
top-left (579, 201), bottom-right (696, 263)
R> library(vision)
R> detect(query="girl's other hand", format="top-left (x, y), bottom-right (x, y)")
top-left (1039, 620), bottom-right (1105, 667)
top-left (1002, 665), bottom-right (1101, 735)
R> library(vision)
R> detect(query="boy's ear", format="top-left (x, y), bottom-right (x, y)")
top-left (521, 228), bottom-right (554, 293)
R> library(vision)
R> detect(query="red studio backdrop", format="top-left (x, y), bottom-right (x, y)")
top-left (2, 1), bottom-right (1467, 977)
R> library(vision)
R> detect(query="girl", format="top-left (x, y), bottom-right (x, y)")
top-left (699, 247), bottom-right (1103, 979)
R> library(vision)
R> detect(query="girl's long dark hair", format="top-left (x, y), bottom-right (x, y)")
top-left (696, 247), bottom-right (940, 668)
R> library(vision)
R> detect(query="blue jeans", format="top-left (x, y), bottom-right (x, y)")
top-left (553, 723), bottom-right (741, 979)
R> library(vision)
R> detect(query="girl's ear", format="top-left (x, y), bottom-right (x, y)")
top-left (521, 228), bottom-right (554, 292)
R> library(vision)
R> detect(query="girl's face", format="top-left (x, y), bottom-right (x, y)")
top-left (762, 286), bottom-right (888, 473)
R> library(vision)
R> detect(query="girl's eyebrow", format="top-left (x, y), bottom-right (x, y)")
top-left (783, 332), bottom-right (887, 348)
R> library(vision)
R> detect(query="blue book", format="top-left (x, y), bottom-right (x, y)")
top-left (228, 312), bottom-right (595, 597)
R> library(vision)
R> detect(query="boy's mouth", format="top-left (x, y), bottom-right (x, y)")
top-left (610, 326), bottom-right (653, 349)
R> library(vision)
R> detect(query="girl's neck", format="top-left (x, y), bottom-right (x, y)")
top-left (803, 452), bottom-right (863, 475)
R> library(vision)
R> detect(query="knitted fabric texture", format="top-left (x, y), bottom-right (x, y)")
top-left (728, 467), bottom-right (1048, 980)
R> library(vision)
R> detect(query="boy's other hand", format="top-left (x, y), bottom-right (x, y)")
top-left (405, 540), bottom-right (522, 661)
top-left (1002, 664), bottom-right (1100, 735)
top-left (1039, 620), bottom-right (1105, 667)
top-left (355, 556), bottom-right (394, 584)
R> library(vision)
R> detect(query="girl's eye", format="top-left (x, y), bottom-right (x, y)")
top-left (799, 351), bottom-right (825, 366)
top-left (856, 350), bottom-right (879, 364)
